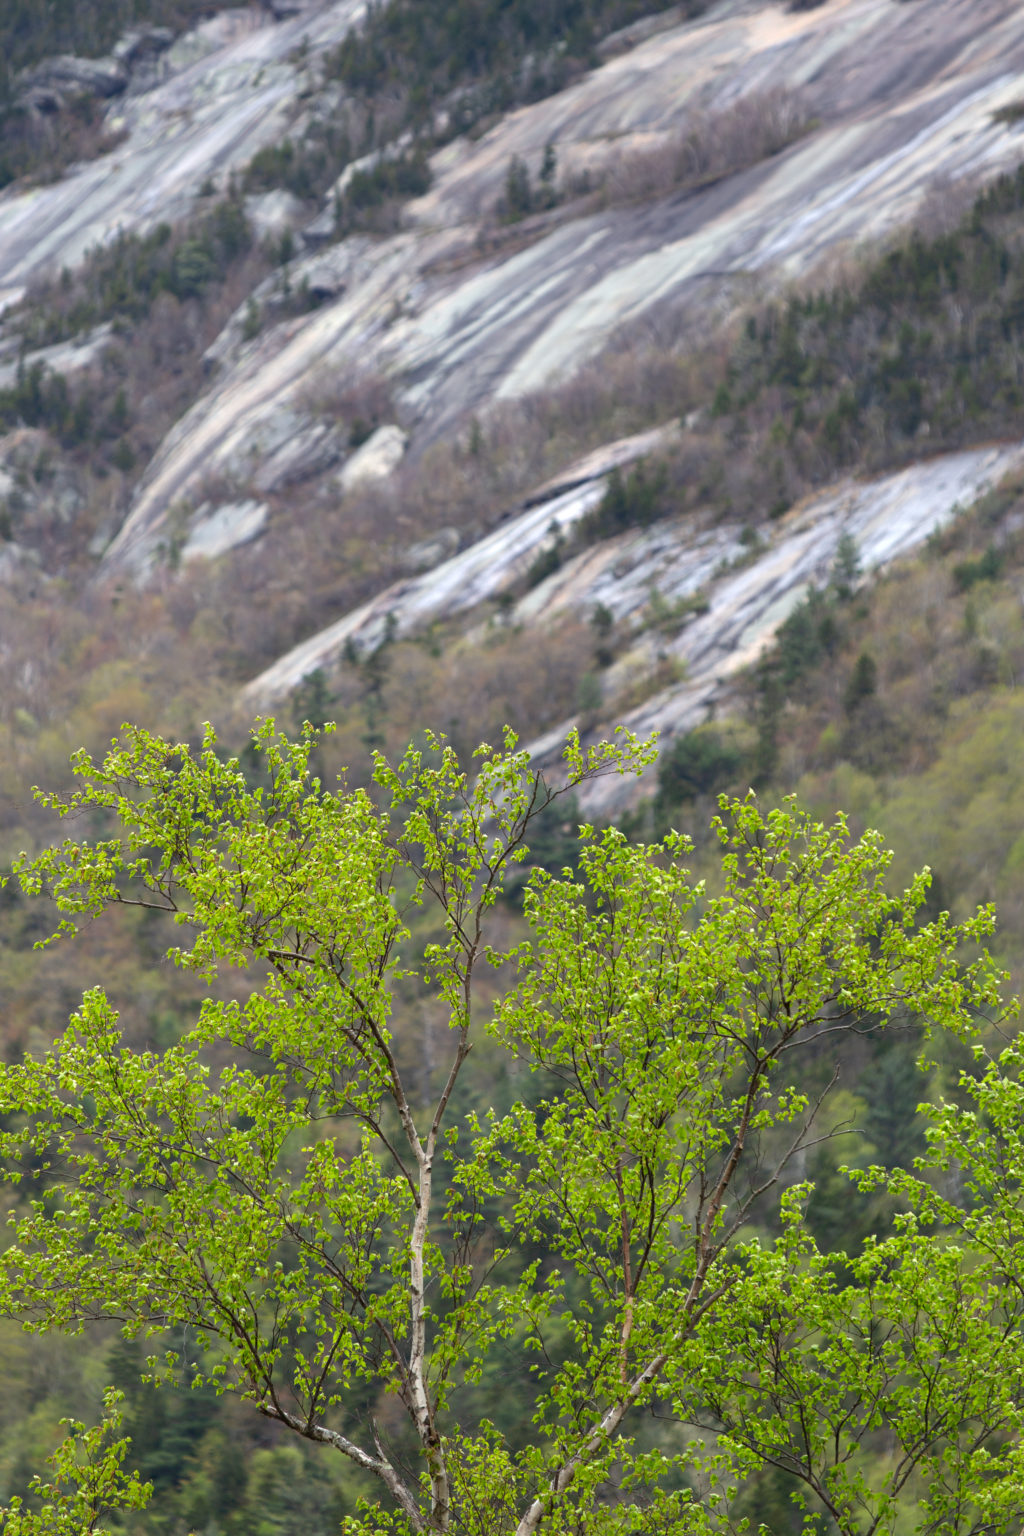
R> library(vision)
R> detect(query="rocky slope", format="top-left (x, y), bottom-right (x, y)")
top-left (0, 2), bottom-right (365, 314)
top-left (3, 0), bottom-right (1024, 798)
top-left (242, 429), bottom-right (1024, 807)
top-left (92, 0), bottom-right (1024, 578)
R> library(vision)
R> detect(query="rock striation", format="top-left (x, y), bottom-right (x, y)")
top-left (241, 433), bottom-right (1024, 775)
top-left (6, 0), bottom-right (1024, 789)
top-left (0, 2), bottom-right (367, 315)
top-left (90, 0), bottom-right (1024, 578)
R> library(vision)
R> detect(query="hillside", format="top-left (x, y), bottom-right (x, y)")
top-left (4, 0), bottom-right (1024, 1528)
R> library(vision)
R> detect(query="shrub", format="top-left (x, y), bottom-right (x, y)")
top-left (578, 461), bottom-right (670, 543)
top-left (953, 545), bottom-right (1004, 591)
top-left (657, 726), bottom-right (744, 804)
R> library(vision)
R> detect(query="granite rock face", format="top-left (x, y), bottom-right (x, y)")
top-left (88, 0), bottom-right (1024, 577)
top-left (531, 443), bottom-right (1024, 816)
top-left (240, 435), bottom-right (1024, 764)
top-left (6, 0), bottom-right (1024, 779)
top-left (0, 2), bottom-right (367, 315)
top-left (19, 54), bottom-right (130, 100)
top-left (338, 425), bottom-right (408, 492)
top-left (182, 499), bottom-right (269, 561)
top-left (239, 424), bottom-right (678, 705)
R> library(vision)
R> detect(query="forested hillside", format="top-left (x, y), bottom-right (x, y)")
top-left (3, 0), bottom-right (1024, 1529)
top-left (0, 0), bottom-right (215, 77)
top-left (0, 0), bottom-right (224, 186)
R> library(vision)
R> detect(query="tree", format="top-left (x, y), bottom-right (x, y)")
top-left (504, 156), bottom-right (533, 221)
top-left (656, 727), bottom-right (743, 805)
top-left (0, 721), bottom-right (1019, 1534)
top-left (0, 1390), bottom-right (151, 1535)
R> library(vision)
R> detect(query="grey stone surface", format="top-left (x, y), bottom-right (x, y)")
top-left (0, 1), bottom-right (367, 313)
top-left (0, 327), bottom-right (114, 391)
top-left (112, 29), bottom-right (176, 67)
top-left (252, 419), bottom-right (346, 492)
top-left (19, 55), bottom-right (129, 99)
top-left (529, 442), bottom-right (1024, 814)
top-left (401, 527), bottom-right (460, 573)
top-left (239, 423), bottom-right (683, 704)
top-left (338, 424), bottom-right (408, 492)
top-left (183, 498), bottom-right (268, 560)
top-left (240, 432), bottom-right (1024, 813)
top-left (97, 0), bottom-right (1024, 577)
top-left (244, 189), bottom-right (308, 244)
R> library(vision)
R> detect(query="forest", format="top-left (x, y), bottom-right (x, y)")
top-left (4, 0), bottom-right (1024, 1530)
top-left (1, 722), bottom-right (1021, 1536)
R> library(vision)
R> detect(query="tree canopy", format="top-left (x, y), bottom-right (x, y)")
top-left (1, 722), bottom-right (1024, 1534)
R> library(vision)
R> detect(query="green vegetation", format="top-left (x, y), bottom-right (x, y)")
top-left (0, 1393), bottom-right (151, 1535)
top-left (563, 162), bottom-right (1024, 554)
top-left (233, 0), bottom-right (709, 209)
top-left (0, 361), bottom-right (100, 449)
top-left (335, 149), bottom-right (433, 233)
top-left (18, 196), bottom-right (252, 349)
top-left (8, 36), bottom-right (1024, 1534)
top-left (0, 194), bottom-right (266, 515)
top-left (647, 470), bottom-right (1024, 979)
top-left (4, 723), bottom-right (1022, 1535)
top-left (578, 461), bottom-right (671, 543)
top-left (0, 92), bottom-right (125, 192)
top-left (242, 122), bottom-right (355, 204)
top-left (0, 0), bottom-right (220, 189)
top-left (656, 727), bottom-right (743, 806)
top-left (718, 166), bottom-right (1024, 468)
top-left (326, 0), bottom-right (708, 140)
top-left (0, 0), bottom-right (212, 82)
top-left (499, 151), bottom-right (559, 221)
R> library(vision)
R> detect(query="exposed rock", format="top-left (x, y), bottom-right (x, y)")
top-left (252, 420), bottom-right (346, 493)
top-left (240, 425), bottom-right (676, 704)
top-left (96, 0), bottom-right (1024, 575)
top-left (111, 28), bottom-right (176, 68)
top-left (241, 439), bottom-right (1024, 759)
top-left (0, 0), bottom-right (366, 308)
top-left (524, 423), bottom-right (682, 506)
top-left (20, 87), bottom-right (65, 115)
top-left (7, 0), bottom-right (1024, 595)
top-left (217, 411), bottom-right (295, 484)
top-left (0, 326), bottom-right (113, 392)
top-left (338, 425), bottom-right (408, 492)
top-left (304, 265), bottom-right (346, 302)
top-left (19, 55), bottom-right (129, 100)
top-left (213, 403), bottom-right (339, 492)
top-left (401, 527), bottom-right (460, 573)
top-left (597, 5), bottom-right (687, 58)
top-left (302, 202), bottom-right (339, 246)
top-left (183, 499), bottom-right (268, 561)
top-left (527, 441), bottom-right (1024, 817)
top-left (244, 190), bottom-right (308, 246)
top-left (333, 138), bottom-right (415, 199)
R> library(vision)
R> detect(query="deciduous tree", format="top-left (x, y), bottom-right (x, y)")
top-left (0, 722), bottom-right (1019, 1534)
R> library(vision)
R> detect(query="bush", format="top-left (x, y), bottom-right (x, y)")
top-left (243, 120), bottom-right (354, 203)
top-left (335, 150), bottom-right (432, 233)
top-left (0, 0), bottom-right (222, 188)
top-left (953, 545), bottom-right (1003, 591)
top-left (17, 196), bottom-right (252, 346)
top-left (657, 727), bottom-right (744, 804)
top-left (578, 461), bottom-right (670, 543)
top-left (325, 0), bottom-right (709, 144)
